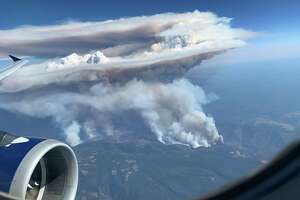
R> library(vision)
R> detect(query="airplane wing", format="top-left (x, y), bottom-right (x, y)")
top-left (0, 55), bottom-right (28, 81)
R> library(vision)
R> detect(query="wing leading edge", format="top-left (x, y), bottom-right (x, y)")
top-left (0, 55), bottom-right (28, 81)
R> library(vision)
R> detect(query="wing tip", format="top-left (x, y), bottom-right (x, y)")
top-left (8, 55), bottom-right (22, 62)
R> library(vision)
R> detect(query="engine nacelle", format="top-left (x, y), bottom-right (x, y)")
top-left (0, 131), bottom-right (78, 200)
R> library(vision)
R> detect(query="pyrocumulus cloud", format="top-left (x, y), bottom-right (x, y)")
top-left (0, 11), bottom-right (253, 147)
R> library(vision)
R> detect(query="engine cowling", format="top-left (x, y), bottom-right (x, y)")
top-left (0, 131), bottom-right (78, 200)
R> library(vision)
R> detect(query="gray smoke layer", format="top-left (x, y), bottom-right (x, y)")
top-left (0, 11), bottom-right (253, 58)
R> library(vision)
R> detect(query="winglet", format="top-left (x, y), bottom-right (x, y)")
top-left (8, 55), bottom-right (22, 63)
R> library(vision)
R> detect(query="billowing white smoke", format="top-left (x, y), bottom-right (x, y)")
top-left (65, 121), bottom-right (81, 146)
top-left (0, 11), bottom-right (254, 147)
top-left (0, 79), bottom-right (222, 147)
top-left (134, 80), bottom-right (223, 147)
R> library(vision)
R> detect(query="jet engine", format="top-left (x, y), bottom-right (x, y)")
top-left (0, 131), bottom-right (78, 200)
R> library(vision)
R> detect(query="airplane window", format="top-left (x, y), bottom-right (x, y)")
top-left (0, 1), bottom-right (299, 200)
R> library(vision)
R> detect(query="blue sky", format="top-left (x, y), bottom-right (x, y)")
top-left (0, 0), bottom-right (299, 32)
